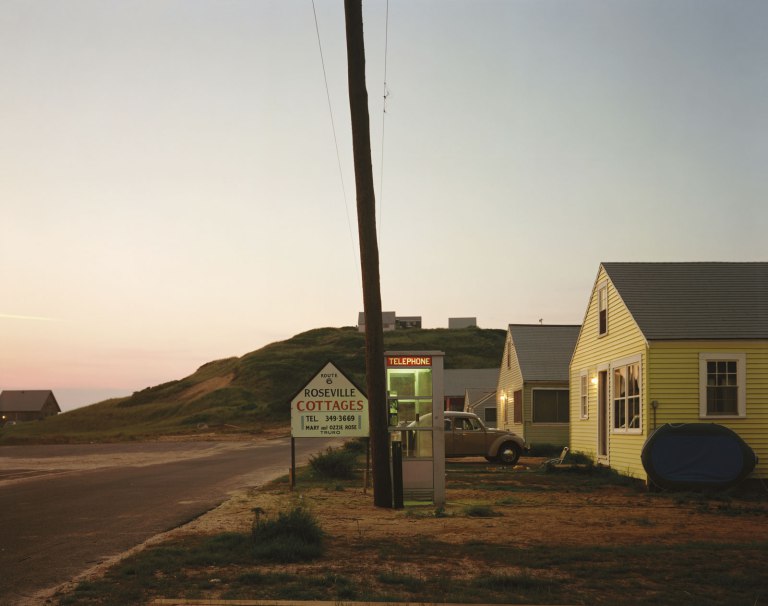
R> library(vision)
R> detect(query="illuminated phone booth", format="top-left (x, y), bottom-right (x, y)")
top-left (385, 351), bottom-right (445, 506)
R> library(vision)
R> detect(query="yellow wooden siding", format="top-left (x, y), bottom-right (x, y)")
top-left (649, 340), bottom-right (768, 479)
top-left (570, 266), bottom-right (649, 479)
top-left (524, 423), bottom-right (569, 449)
top-left (497, 331), bottom-right (524, 433)
top-left (569, 362), bottom-right (597, 460)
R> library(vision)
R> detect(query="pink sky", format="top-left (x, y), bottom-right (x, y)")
top-left (3, 2), bottom-right (766, 410)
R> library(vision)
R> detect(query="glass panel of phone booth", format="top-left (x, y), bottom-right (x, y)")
top-left (387, 368), bottom-right (433, 459)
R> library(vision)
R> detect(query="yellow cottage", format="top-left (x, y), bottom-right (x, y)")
top-left (570, 262), bottom-right (768, 481)
top-left (498, 324), bottom-right (580, 451)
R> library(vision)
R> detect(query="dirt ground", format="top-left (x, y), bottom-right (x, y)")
top-left (16, 440), bottom-right (768, 606)
top-left (35, 451), bottom-right (768, 604)
top-left (178, 455), bottom-right (768, 545)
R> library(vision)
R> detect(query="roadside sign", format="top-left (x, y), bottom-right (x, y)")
top-left (290, 361), bottom-right (369, 438)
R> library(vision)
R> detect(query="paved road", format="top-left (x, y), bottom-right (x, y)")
top-left (0, 437), bottom-right (334, 604)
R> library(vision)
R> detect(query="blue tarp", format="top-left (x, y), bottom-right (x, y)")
top-left (641, 423), bottom-right (757, 491)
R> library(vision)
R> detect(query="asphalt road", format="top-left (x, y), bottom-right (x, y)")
top-left (0, 437), bottom-right (333, 604)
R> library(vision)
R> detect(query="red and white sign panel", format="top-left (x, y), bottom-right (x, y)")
top-left (290, 361), bottom-right (369, 438)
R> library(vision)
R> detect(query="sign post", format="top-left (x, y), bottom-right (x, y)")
top-left (290, 361), bottom-right (369, 485)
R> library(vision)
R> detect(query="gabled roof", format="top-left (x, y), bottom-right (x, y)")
top-left (602, 262), bottom-right (768, 340)
top-left (465, 388), bottom-right (496, 408)
top-left (0, 390), bottom-right (61, 413)
top-left (508, 324), bottom-right (581, 382)
top-left (444, 369), bottom-right (499, 396)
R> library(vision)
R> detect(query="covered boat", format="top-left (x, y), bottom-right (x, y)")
top-left (641, 423), bottom-right (758, 491)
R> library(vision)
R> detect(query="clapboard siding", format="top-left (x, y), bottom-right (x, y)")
top-left (572, 263), bottom-right (768, 482)
top-left (570, 266), bottom-right (648, 476)
top-left (649, 341), bottom-right (768, 478)
top-left (497, 331), bottom-right (523, 432)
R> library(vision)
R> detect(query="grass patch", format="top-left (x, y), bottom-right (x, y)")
top-left (472, 571), bottom-right (552, 591)
top-left (251, 506), bottom-right (324, 562)
top-left (462, 504), bottom-right (502, 517)
top-left (377, 571), bottom-right (424, 590)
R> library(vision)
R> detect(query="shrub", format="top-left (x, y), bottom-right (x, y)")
top-left (342, 438), bottom-right (368, 454)
top-left (251, 507), bottom-right (324, 562)
top-left (527, 443), bottom-right (564, 457)
top-left (309, 447), bottom-right (357, 479)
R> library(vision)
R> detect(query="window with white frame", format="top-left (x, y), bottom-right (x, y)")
top-left (699, 353), bottom-right (746, 418)
top-left (612, 360), bottom-right (641, 432)
top-left (580, 372), bottom-right (589, 419)
top-left (598, 283), bottom-right (608, 336)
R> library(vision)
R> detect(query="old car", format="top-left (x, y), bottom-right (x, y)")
top-left (410, 411), bottom-right (526, 465)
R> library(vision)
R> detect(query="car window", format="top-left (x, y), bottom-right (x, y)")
top-left (467, 417), bottom-right (483, 431)
top-left (451, 417), bottom-right (483, 431)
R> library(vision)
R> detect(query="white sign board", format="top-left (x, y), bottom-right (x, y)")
top-left (290, 361), bottom-right (369, 438)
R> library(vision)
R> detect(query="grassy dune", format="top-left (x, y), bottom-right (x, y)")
top-left (1, 326), bottom-right (504, 443)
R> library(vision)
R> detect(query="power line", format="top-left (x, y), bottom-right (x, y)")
top-left (378, 0), bottom-right (390, 239)
top-left (311, 0), bottom-right (359, 279)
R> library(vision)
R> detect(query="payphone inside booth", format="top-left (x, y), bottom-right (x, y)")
top-left (385, 351), bottom-right (445, 506)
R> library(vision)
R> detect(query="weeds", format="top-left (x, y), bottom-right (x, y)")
top-left (473, 571), bottom-right (552, 591)
top-left (309, 446), bottom-right (357, 479)
top-left (462, 504), bottom-right (502, 517)
top-left (496, 496), bottom-right (518, 505)
top-left (377, 571), bottom-right (423, 591)
top-left (251, 506), bottom-right (324, 562)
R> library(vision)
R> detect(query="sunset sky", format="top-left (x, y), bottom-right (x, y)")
top-left (2, 1), bottom-right (766, 410)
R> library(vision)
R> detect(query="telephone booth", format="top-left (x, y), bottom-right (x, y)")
top-left (385, 351), bottom-right (445, 505)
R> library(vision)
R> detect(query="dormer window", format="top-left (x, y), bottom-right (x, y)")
top-left (598, 283), bottom-right (608, 336)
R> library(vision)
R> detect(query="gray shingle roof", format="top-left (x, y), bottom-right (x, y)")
top-left (0, 390), bottom-right (60, 413)
top-left (508, 324), bottom-right (581, 381)
top-left (444, 369), bottom-right (499, 397)
top-left (602, 262), bottom-right (768, 340)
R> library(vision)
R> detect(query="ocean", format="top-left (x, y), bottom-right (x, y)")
top-left (53, 388), bottom-right (134, 412)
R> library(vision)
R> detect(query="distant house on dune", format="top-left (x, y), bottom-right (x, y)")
top-left (449, 317), bottom-right (477, 329)
top-left (0, 390), bottom-right (61, 424)
top-left (357, 312), bottom-right (422, 332)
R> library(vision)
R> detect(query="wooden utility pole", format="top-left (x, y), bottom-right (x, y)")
top-left (344, 0), bottom-right (392, 508)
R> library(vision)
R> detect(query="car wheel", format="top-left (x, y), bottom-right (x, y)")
top-left (497, 442), bottom-right (521, 465)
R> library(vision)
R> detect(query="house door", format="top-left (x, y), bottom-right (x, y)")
top-left (597, 370), bottom-right (608, 460)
